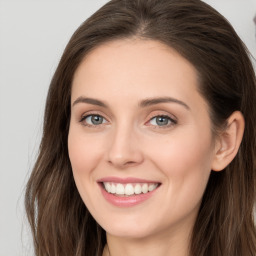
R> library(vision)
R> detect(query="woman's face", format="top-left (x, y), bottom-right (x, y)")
top-left (68, 39), bottom-right (217, 240)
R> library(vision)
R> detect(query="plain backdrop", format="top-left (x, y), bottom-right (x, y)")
top-left (0, 1), bottom-right (255, 255)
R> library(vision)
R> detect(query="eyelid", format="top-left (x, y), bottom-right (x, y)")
top-left (78, 110), bottom-right (177, 129)
top-left (145, 112), bottom-right (177, 128)
top-left (79, 111), bottom-right (109, 126)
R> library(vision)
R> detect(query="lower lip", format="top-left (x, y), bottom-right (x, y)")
top-left (99, 183), bottom-right (159, 207)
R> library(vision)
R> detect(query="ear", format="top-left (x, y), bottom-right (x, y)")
top-left (211, 111), bottom-right (245, 172)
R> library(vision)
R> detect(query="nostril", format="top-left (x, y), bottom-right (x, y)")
top-left (107, 154), bottom-right (143, 168)
top-left (125, 161), bottom-right (137, 165)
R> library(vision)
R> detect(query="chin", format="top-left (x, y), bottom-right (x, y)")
top-left (99, 216), bottom-right (158, 239)
top-left (106, 227), bottom-right (154, 239)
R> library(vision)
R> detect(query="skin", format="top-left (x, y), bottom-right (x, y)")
top-left (68, 39), bottom-right (244, 256)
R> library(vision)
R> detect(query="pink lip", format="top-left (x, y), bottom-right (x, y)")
top-left (97, 177), bottom-right (160, 207)
top-left (97, 176), bottom-right (160, 184)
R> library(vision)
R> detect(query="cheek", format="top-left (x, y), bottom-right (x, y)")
top-left (68, 129), bottom-right (104, 175)
top-left (149, 126), bottom-right (213, 170)
top-left (147, 127), bottom-right (214, 203)
top-left (68, 128), bottom-right (107, 210)
top-left (67, 128), bottom-right (107, 205)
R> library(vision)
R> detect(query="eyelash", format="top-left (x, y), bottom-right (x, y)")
top-left (79, 113), bottom-right (177, 129)
top-left (79, 113), bottom-right (108, 128)
top-left (146, 115), bottom-right (177, 129)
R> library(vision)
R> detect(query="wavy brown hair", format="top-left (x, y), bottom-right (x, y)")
top-left (25, 0), bottom-right (256, 255)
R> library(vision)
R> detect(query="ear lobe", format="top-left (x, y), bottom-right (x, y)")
top-left (211, 111), bottom-right (244, 172)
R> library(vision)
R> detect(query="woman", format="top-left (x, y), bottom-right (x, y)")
top-left (25, 0), bottom-right (256, 255)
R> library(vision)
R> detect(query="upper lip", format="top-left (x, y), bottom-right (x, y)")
top-left (97, 176), bottom-right (161, 184)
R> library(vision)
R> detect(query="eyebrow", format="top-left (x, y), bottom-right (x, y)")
top-left (72, 96), bottom-right (108, 108)
top-left (72, 96), bottom-right (190, 110)
top-left (139, 97), bottom-right (190, 110)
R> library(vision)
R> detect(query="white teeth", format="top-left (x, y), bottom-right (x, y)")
top-left (148, 184), bottom-right (157, 191)
top-left (116, 184), bottom-right (125, 195)
top-left (110, 184), bottom-right (116, 194)
top-left (142, 183), bottom-right (148, 194)
top-left (105, 182), bottom-right (111, 193)
top-left (134, 184), bottom-right (142, 194)
top-left (125, 184), bottom-right (134, 195)
top-left (103, 182), bottom-right (159, 196)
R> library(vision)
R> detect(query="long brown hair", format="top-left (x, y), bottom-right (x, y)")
top-left (25, 0), bottom-right (256, 255)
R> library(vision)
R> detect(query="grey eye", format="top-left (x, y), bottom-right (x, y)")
top-left (149, 116), bottom-right (172, 126)
top-left (84, 115), bottom-right (107, 125)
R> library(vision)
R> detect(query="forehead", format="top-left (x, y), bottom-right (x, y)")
top-left (71, 39), bottom-right (204, 110)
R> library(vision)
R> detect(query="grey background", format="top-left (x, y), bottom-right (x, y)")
top-left (0, 0), bottom-right (255, 255)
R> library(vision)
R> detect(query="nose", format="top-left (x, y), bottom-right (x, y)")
top-left (106, 124), bottom-right (144, 169)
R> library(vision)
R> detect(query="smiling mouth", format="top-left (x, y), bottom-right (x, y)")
top-left (101, 182), bottom-right (160, 197)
